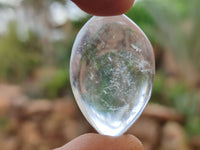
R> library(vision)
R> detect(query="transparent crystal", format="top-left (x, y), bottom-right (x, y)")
top-left (70, 15), bottom-right (155, 136)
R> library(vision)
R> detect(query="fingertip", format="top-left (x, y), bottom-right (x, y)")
top-left (55, 133), bottom-right (143, 150)
top-left (72, 0), bottom-right (135, 16)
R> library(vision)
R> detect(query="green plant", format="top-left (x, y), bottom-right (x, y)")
top-left (0, 117), bottom-right (10, 132)
top-left (44, 69), bottom-right (70, 99)
top-left (0, 21), bottom-right (42, 83)
top-left (186, 117), bottom-right (200, 136)
top-left (126, 3), bottom-right (156, 42)
top-left (141, 0), bottom-right (200, 69)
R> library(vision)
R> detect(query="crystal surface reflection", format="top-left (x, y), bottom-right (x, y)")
top-left (70, 15), bottom-right (155, 136)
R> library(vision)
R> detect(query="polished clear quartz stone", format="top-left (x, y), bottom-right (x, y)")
top-left (70, 15), bottom-right (155, 136)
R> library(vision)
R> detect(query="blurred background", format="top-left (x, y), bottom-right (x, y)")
top-left (0, 0), bottom-right (200, 149)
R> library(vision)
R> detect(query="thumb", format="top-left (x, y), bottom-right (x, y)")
top-left (71, 0), bottom-right (135, 16)
top-left (54, 133), bottom-right (143, 150)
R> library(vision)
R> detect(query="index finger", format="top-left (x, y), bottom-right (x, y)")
top-left (55, 133), bottom-right (143, 150)
top-left (72, 0), bottom-right (135, 16)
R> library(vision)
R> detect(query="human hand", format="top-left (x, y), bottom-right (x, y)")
top-left (54, 133), bottom-right (143, 150)
top-left (71, 0), bottom-right (135, 16)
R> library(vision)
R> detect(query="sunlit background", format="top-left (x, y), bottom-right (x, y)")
top-left (0, 0), bottom-right (200, 150)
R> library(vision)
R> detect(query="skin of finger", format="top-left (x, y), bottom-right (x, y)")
top-left (71, 0), bottom-right (135, 16)
top-left (54, 133), bottom-right (143, 150)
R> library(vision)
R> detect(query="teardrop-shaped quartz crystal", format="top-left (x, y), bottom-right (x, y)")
top-left (70, 15), bottom-right (155, 136)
